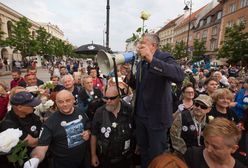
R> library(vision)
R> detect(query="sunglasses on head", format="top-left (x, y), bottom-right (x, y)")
top-left (103, 95), bottom-right (119, 100)
top-left (194, 101), bottom-right (208, 110)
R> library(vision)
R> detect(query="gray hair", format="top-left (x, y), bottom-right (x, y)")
top-left (143, 33), bottom-right (160, 47)
top-left (81, 74), bottom-right (92, 83)
top-left (61, 74), bottom-right (74, 84)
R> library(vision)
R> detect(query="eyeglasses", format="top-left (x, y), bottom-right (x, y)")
top-left (103, 95), bottom-right (119, 101)
top-left (185, 91), bottom-right (194, 94)
top-left (194, 101), bottom-right (208, 110)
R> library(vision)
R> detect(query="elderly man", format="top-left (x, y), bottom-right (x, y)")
top-left (1, 91), bottom-right (42, 147)
top-left (135, 33), bottom-right (184, 167)
top-left (170, 94), bottom-right (213, 155)
top-left (78, 75), bottom-right (103, 120)
top-left (61, 74), bottom-right (81, 106)
top-left (91, 86), bottom-right (133, 168)
top-left (0, 91), bottom-right (44, 168)
top-left (23, 90), bottom-right (91, 168)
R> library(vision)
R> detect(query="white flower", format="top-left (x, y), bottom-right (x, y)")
top-left (45, 81), bottom-right (53, 85)
top-left (34, 100), bottom-right (54, 113)
top-left (171, 83), bottom-right (176, 86)
top-left (208, 115), bottom-right (215, 121)
top-left (44, 100), bottom-right (54, 107)
top-left (112, 122), bottom-right (118, 128)
top-left (140, 11), bottom-right (151, 20)
top-left (42, 81), bottom-right (55, 90)
top-left (0, 128), bottom-right (22, 153)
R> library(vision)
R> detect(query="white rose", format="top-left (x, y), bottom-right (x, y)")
top-left (44, 100), bottom-right (54, 107)
top-left (0, 128), bottom-right (22, 153)
top-left (208, 115), bottom-right (215, 121)
top-left (140, 11), bottom-right (151, 20)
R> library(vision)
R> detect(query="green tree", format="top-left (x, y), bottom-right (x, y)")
top-left (161, 43), bottom-right (173, 53)
top-left (192, 39), bottom-right (206, 62)
top-left (217, 22), bottom-right (248, 65)
top-left (173, 41), bottom-right (186, 60)
top-left (5, 17), bottom-right (33, 57)
top-left (64, 43), bottom-right (76, 57)
top-left (35, 27), bottom-right (52, 56)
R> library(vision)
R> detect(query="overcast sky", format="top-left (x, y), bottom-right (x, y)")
top-left (1, 0), bottom-right (209, 51)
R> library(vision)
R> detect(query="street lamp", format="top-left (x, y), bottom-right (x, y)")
top-left (184, 0), bottom-right (192, 59)
top-left (106, 0), bottom-right (110, 51)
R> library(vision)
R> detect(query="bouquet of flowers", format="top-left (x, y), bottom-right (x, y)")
top-left (34, 97), bottom-right (54, 121)
top-left (41, 81), bottom-right (55, 90)
top-left (34, 99), bottom-right (54, 113)
top-left (0, 128), bottom-right (28, 167)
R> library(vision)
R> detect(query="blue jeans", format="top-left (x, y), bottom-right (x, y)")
top-left (135, 117), bottom-right (168, 168)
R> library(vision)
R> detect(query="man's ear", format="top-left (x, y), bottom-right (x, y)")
top-left (230, 144), bottom-right (239, 154)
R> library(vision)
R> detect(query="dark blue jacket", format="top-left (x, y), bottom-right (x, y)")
top-left (135, 49), bottom-right (184, 129)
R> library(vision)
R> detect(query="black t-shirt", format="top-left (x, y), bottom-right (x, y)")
top-left (208, 105), bottom-right (239, 123)
top-left (91, 101), bottom-right (132, 136)
top-left (91, 101), bottom-right (133, 158)
top-left (38, 107), bottom-right (90, 162)
top-left (184, 147), bottom-right (246, 168)
top-left (0, 109), bottom-right (42, 140)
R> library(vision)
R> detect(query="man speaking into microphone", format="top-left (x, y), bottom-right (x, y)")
top-left (134, 33), bottom-right (184, 168)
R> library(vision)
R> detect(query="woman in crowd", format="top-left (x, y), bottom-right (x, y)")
top-left (208, 88), bottom-right (239, 123)
top-left (202, 77), bottom-right (218, 96)
top-left (184, 118), bottom-right (245, 168)
top-left (173, 83), bottom-right (195, 119)
top-left (228, 77), bottom-right (239, 96)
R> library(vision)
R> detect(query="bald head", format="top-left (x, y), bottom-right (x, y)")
top-left (56, 90), bottom-right (74, 100)
top-left (56, 90), bottom-right (75, 115)
top-left (105, 86), bottom-right (119, 97)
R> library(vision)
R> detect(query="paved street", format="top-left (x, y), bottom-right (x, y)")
top-left (0, 68), bottom-right (50, 88)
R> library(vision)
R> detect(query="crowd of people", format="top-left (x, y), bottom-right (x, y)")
top-left (0, 33), bottom-right (247, 168)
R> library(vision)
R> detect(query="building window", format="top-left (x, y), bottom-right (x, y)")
top-left (7, 21), bottom-right (13, 38)
top-left (207, 16), bottom-right (211, 24)
top-left (195, 33), bottom-right (200, 39)
top-left (217, 11), bottom-right (222, 20)
top-left (240, 0), bottom-right (248, 8)
top-left (210, 39), bottom-right (217, 51)
top-left (199, 20), bottom-right (204, 27)
top-left (212, 26), bottom-right (217, 35)
top-left (202, 30), bottom-right (208, 39)
top-left (229, 3), bottom-right (237, 13)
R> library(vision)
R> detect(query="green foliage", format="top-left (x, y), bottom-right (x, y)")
top-left (3, 17), bottom-right (76, 60)
top-left (5, 17), bottom-right (33, 57)
top-left (217, 22), bottom-right (248, 65)
top-left (192, 39), bottom-right (206, 62)
top-left (7, 141), bottom-right (28, 167)
top-left (161, 43), bottom-right (173, 53)
top-left (35, 27), bottom-right (52, 55)
top-left (173, 41), bottom-right (187, 60)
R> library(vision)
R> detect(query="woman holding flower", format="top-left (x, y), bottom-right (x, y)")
top-left (207, 88), bottom-right (239, 123)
